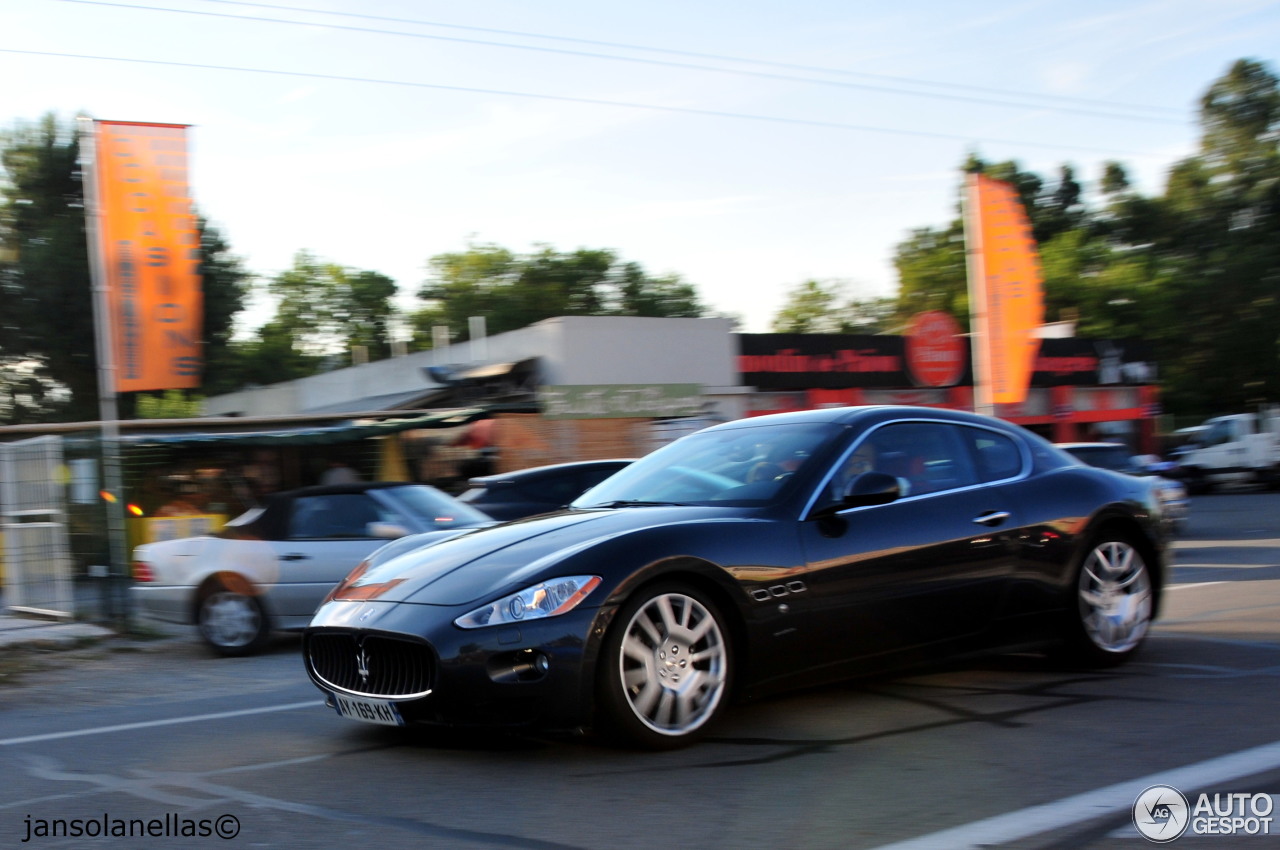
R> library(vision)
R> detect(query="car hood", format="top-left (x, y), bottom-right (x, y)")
top-left (328, 507), bottom-right (716, 606)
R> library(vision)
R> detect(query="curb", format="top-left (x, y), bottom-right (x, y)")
top-left (0, 618), bottom-right (116, 649)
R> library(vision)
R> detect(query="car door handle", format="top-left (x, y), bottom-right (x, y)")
top-left (281, 553), bottom-right (311, 561)
top-left (972, 510), bottom-right (1011, 527)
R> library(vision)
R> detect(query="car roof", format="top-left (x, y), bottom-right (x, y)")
top-left (1055, 442), bottom-right (1128, 450)
top-left (229, 482), bottom-right (440, 539)
top-left (705, 405), bottom-right (1021, 432)
top-left (268, 481), bottom-right (426, 500)
top-left (467, 459), bottom-right (635, 485)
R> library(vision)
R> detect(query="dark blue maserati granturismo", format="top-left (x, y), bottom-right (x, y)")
top-left (303, 405), bottom-right (1168, 749)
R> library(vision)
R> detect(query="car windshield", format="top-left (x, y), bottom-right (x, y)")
top-left (388, 484), bottom-right (492, 526)
top-left (573, 422), bottom-right (843, 508)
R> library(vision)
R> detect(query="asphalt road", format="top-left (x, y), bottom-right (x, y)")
top-left (2, 492), bottom-right (1279, 849)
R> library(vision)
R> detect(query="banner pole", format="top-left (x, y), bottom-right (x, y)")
top-left (963, 172), bottom-right (994, 416)
top-left (79, 117), bottom-right (131, 628)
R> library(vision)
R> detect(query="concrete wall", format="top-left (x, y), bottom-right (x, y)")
top-left (539, 316), bottom-right (737, 387)
top-left (203, 316), bottom-right (744, 417)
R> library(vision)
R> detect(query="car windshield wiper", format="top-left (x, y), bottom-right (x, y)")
top-left (588, 499), bottom-right (688, 508)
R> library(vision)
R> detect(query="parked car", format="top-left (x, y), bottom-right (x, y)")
top-left (1057, 442), bottom-right (1189, 533)
top-left (303, 406), bottom-right (1169, 749)
top-left (1173, 408), bottom-right (1280, 493)
top-left (458, 459), bottom-right (635, 520)
top-left (132, 482), bottom-right (493, 655)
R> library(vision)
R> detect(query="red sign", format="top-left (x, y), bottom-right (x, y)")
top-left (905, 311), bottom-right (965, 387)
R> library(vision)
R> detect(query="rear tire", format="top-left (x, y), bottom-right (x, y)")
top-left (596, 582), bottom-right (731, 749)
top-left (1060, 534), bottom-right (1153, 667)
top-left (197, 582), bottom-right (269, 657)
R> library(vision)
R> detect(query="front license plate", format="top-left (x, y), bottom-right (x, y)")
top-left (332, 693), bottom-right (404, 726)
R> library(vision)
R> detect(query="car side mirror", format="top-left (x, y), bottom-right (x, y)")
top-left (368, 522), bottom-right (410, 539)
top-left (842, 471), bottom-right (902, 507)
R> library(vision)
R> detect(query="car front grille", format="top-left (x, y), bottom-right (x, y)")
top-left (307, 631), bottom-right (434, 699)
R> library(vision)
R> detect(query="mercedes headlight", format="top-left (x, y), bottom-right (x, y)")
top-left (454, 576), bottom-right (602, 629)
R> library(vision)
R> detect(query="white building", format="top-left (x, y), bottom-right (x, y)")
top-left (204, 316), bottom-right (753, 423)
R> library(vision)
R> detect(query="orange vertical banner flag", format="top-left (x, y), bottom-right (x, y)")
top-left (92, 121), bottom-right (202, 392)
top-left (967, 173), bottom-right (1044, 407)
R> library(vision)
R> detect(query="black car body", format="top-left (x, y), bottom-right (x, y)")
top-left (1057, 442), bottom-right (1189, 534)
top-left (458, 459), bottom-right (635, 520)
top-left (304, 406), bottom-right (1168, 748)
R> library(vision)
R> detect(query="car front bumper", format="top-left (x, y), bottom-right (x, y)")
top-left (303, 598), bottom-right (615, 731)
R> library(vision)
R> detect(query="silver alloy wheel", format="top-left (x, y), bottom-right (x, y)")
top-left (1077, 540), bottom-right (1152, 654)
top-left (199, 591), bottom-right (263, 649)
top-left (617, 592), bottom-right (728, 737)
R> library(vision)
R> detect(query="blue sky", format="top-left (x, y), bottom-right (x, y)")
top-left (3, 0), bottom-right (1279, 334)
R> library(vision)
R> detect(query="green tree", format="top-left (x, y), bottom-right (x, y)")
top-left (410, 242), bottom-right (706, 343)
top-left (344, 270), bottom-right (399, 361)
top-left (1038, 229), bottom-right (1170, 340)
top-left (264, 251), bottom-right (399, 362)
top-left (892, 220), bottom-right (969, 325)
top-left (1035, 164), bottom-right (1085, 245)
top-left (892, 60), bottom-right (1280, 416)
top-left (772, 279), bottom-right (897, 334)
top-left (1100, 161), bottom-right (1131, 195)
top-left (0, 114), bottom-right (97, 422)
top-left (192, 218), bottom-right (252, 397)
top-left (609, 261), bottom-right (703, 318)
top-left (135, 389), bottom-right (203, 419)
top-left (218, 319), bottom-right (322, 388)
top-left (1143, 59), bottom-right (1280, 413)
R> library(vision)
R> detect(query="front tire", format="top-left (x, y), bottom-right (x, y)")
top-left (1062, 535), bottom-right (1153, 666)
top-left (197, 583), bottom-right (269, 657)
top-left (596, 583), bottom-right (731, 749)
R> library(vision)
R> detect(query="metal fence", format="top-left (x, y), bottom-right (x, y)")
top-left (0, 435), bottom-right (74, 619)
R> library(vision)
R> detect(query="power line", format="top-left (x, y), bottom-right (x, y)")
top-left (2, 46), bottom-right (1166, 159)
top-left (185, 0), bottom-right (1185, 118)
top-left (51, 0), bottom-right (1189, 126)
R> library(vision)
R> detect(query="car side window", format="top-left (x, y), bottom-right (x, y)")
top-left (537, 473), bottom-right (586, 505)
top-left (581, 466), bottom-right (622, 490)
top-left (289, 494), bottom-right (385, 539)
top-left (964, 428), bottom-right (1025, 482)
top-left (865, 422), bottom-right (981, 496)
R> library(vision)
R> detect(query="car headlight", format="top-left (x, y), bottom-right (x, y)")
top-left (454, 576), bottom-right (602, 629)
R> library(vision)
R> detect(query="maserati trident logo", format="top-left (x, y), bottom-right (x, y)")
top-left (355, 647), bottom-right (371, 684)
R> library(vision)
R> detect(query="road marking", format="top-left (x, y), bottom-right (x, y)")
top-left (0, 700), bottom-right (324, 746)
top-left (869, 738), bottom-right (1280, 850)
top-left (1149, 634), bottom-right (1280, 650)
top-left (1175, 562), bottom-right (1278, 568)
top-left (1168, 581), bottom-right (1226, 590)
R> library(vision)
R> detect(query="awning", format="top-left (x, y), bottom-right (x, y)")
top-left (114, 408), bottom-right (492, 448)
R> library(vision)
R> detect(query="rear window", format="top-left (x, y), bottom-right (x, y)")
top-left (1066, 445), bottom-right (1133, 472)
